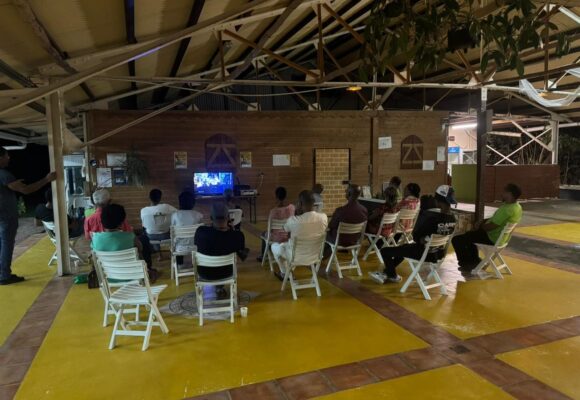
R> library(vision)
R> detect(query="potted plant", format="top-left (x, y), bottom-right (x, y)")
top-left (123, 147), bottom-right (148, 187)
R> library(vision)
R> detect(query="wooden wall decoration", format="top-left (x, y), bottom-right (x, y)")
top-left (400, 135), bottom-right (424, 169)
top-left (205, 133), bottom-right (238, 170)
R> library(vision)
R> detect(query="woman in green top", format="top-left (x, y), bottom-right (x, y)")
top-left (452, 183), bottom-right (523, 272)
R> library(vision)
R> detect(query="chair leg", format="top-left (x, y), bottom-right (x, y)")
top-left (197, 284), bottom-right (204, 326)
top-left (430, 263), bottom-right (447, 296)
top-left (352, 249), bottom-right (362, 276)
top-left (142, 309), bottom-right (155, 351)
top-left (334, 251), bottom-right (343, 278)
top-left (362, 237), bottom-right (375, 261)
top-left (109, 305), bottom-right (124, 350)
top-left (401, 261), bottom-right (419, 293)
top-left (325, 246), bottom-right (335, 274)
top-left (497, 252), bottom-right (512, 275)
top-left (416, 274), bottom-right (432, 301)
top-left (170, 256), bottom-right (175, 280)
top-left (288, 270), bottom-right (298, 300)
top-left (152, 303), bottom-right (169, 334)
top-left (135, 305), bottom-right (140, 322)
top-left (261, 240), bottom-right (269, 267)
top-left (229, 283), bottom-right (235, 323)
top-left (103, 300), bottom-right (110, 327)
top-left (489, 256), bottom-right (504, 280)
top-left (311, 265), bottom-right (321, 297)
top-left (281, 265), bottom-right (290, 291)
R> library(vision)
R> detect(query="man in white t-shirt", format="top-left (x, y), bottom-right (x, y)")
top-left (140, 189), bottom-right (177, 243)
top-left (271, 190), bottom-right (328, 280)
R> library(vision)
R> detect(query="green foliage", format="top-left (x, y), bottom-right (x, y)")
top-left (360, 0), bottom-right (571, 81)
top-left (123, 147), bottom-right (148, 187)
top-left (559, 131), bottom-right (580, 185)
top-left (17, 197), bottom-right (26, 217)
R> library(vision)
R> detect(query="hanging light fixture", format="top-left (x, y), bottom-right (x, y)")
top-left (346, 85), bottom-right (362, 92)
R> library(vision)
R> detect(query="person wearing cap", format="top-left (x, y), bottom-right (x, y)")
top-left (271, 190), bottom-right (328, 280)
top-left (326, 184), bottom-right (368, 249)
top-left (0, 147), bottom-right (56, 285)
top-left (84, 189), bottom-right (132, 240)
top-left (452, 183), bottom-right (523, 272)
top-left (370, 185), bottom-right (457, 284)
top-left (194, 203), bottom-right (248, 297)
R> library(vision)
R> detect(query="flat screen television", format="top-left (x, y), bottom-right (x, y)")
top-left (194, 172), bottom-right (234, 196)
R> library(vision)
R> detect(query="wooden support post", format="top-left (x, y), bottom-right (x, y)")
top-left (218, 30), bottom-right (226, 80)
top-left (317, 4), bottom-right (324, 80)
top-left (46, 91), bottom-right (71, 276)
top-left (475, 109), bottom-right (492, 223)
top-left (550, 120), bottom-right (559, 164)
top-left (371, 116), bottom-right (379, 192)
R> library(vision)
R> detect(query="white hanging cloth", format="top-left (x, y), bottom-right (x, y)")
top-left (519, 79), bottom-right (580, 108)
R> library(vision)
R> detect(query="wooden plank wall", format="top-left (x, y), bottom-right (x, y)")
top-left (87, 110), bottom-right (448, 226)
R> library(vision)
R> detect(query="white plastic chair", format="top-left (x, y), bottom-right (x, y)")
top-left (362, 212), bottom-right (400, 264)
top-left (93, 248), bottom-right (140, 327)
top-left (400, 234), bottom-right (453, 301)
top-left (193, 252), bottom-right (238, 326)
top-left (281, 234), bottom-right (326, 300)
top-left (395, 208), bottom-right (419, 244)
top-left (228, 209), bottom-right (243, 227)
top-left (325, 221), bottom-right (367, 278)
top-left (97, 259), bottom-right (169, 351)
top-left (471, 223), bottom-right (518, 279)
top-left (143, 213), bottom-right (172, 258)
top-left (42, 221), bottom-right (85, 265)
top-left (170, 224), bottom-right (203, 286)
top-left (261, 217), bottom-right (289, 272)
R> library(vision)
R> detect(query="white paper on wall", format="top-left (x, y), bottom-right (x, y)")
top-left (422, 160), bottom-right (435, 171)
top-left (378, 136), bottom-right (392, 149)
top-left (96, 168), bottom-right (112, 187)
top-left (437, 146), bottom-right (446, 162)
top-left (273, 154), bottom-right (291, 166)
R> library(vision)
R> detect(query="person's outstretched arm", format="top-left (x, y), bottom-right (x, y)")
top-left (8, 172), bottom-right (56, 195)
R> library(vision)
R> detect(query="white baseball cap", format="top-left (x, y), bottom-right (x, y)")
top-left (92, 189), bottom-right (111, 206)
top-left (435, 185), bottom-right (457, 205)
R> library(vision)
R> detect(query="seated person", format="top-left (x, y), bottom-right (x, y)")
top-left (141, 188), bottom-right (177, 243)
top-left (327, 184), bottom-right (368, 248)
top-left (370, 185), bottom-right (457, 284)
top-left (224, 188), bottom-right (242, 230)
top-left (366, 186), bottom-right (399, 238)
top-left (86, 189), bottom-right (154, 272)
top-left (388, 176), bottom-right (403, 203)
top-left (312, 183), bottom-right (324, 212)
top-left (396, 183), bottom-right (421, 238)
top-left (194, 203), bottom-right (248, 296)
top-left (271, 190), bottom-right (328, 280)
top-left (258, 186), bottom-right (295, 262)
top-left (35, 188), bottom-right (83, 237)
top-left (171, 191), bottom-right (203, 266)
top-left (452, 183), bottom-right (523, 272)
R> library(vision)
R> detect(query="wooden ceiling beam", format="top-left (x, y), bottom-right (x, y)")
top-left (123, 0), bottom-right (138, 109)
top-left (323, 46), bottom-right (367, 103)
top-left (12, 0), bottom-right (95, 101)
top-left (260, 60), bottom-right (313, 109)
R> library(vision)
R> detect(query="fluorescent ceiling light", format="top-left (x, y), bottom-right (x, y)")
top-left (451, 123), bottom-right (477, 130)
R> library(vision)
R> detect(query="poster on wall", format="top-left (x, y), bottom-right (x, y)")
top-left (378, 136), bottom-right (392, 149)
top-left (174, 151), bottom-right (187, 169)
top-left (273, 154), bottom-right (291, 166)
top-left (437, 146), bottom-right (446, 162)
top-left (112, 168), bottom-right (128, 186)
top-left (106, 153), bottom-right (127, 167)
top-left (422, 160), bottom-right (435, 171)
top-left (240, 151), bottom-right (252, 168)
top-left (96, 167), bottom-right (112, 188)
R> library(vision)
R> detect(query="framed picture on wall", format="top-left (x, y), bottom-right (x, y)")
top-left (174, 151), bottom-right (187, 169)
top-left (112, 168), bottom-right (128, 185)
top-left (240, 151), bottom-right (252, 168)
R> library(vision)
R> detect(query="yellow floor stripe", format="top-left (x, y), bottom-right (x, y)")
top-left (0, 237), bottom-right (55, 346)
top-left (314, 365), bottom-right (514, 399)
top-left (16, 261), bottom-right (426, 399)
top-left (517, 222), bottom-right (580, 244)
top-left (355, 253), bottom-right (580, 339)
top-left (497, 336), bottom-right (580, 400)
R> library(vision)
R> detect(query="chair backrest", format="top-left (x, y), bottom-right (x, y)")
top-left (335, 221), bottom-right (367, 246)
top-left (265, 217), bottom-right (288, 241)
top-left (290, 234), bottom-right (326, 266)
top-left (194, 252), bottom-right (237, 280)
top-left (377, 212), bottom-right (399, 236)
top-left (42, 221), bottom-right (56, 240)
top-left (228, 209), bottom-right (243, 226)
top-left (396, 208), bottom-right (419, 233)
top-left (99, 260), bottom-right (152, 298)
top-left (93, 248), bottom-right (139, 264)
top-left (416, 234), bottom-right (453, 263)
top-left (495, 222), bottom-right (518, 247)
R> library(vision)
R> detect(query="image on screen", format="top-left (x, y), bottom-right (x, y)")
top-left (194, 172), bottom-right (234, 195)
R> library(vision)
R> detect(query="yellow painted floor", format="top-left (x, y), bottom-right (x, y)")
top-left (517, 222), bottom-right (580, 244)
top-left (314, 364), bottom-right (514, 399)
top-left (0, 237), bottom-right (55, 346)
top-left (497, 336), bottom-right (580, 400)
top-left (15, 261), bottom-right (426, 399)
top-left (354, 253), bottom-right (580, 339)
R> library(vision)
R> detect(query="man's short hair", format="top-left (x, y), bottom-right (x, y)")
top-left (0, 147), bottom-right (7, 157)
top-left (178, 191), bottom-right (195, 210)
top-left (312, 183), bottom-right (324, 194)
top-left (149, 189), bottom-right (162, 203)
top-left (390, 176), bottom-right (402, 187)
top-left (275, 186), bottom-right (287, 201)
top-left (44, 188), bottom-right (53, 203)
top-left (92, 189), bottom-right (111, 207)
top-left (299, 190), bottom-right (315, 207)
top-left (348, 184), bottom-right (362, 199)
top-left (101, 204), bottom-right (126, 230)
top-left (406, 183), bottom-right (421, 198)
top-left (505, 183), bottom-right (522, 199)
top-left (211, 202), bottom-right (229, 220)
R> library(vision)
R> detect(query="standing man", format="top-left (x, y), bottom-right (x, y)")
top-left (0, 147), bottom-right (56, 285)
top-left (452, 183), bottom-right (523, 272)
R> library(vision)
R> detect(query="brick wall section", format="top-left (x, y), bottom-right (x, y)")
top-left (87, 110), bottom-right (448, 225)
top-left (315, 149), bottom-right (350, 214)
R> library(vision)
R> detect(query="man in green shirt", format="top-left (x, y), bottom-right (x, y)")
top-left (452, 183), bottom-right (523, 272)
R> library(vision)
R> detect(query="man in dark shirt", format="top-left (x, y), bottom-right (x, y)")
top-left (370, 185), bottom-right (457, 284)
top-left (194, 203), bottom-right (247, 283)
top-left (1, 147), bottom-right (56, 285)
top-left (327, 184), bottom-right (368, 248)
top-left (35, 188), bottom-right (83, 237)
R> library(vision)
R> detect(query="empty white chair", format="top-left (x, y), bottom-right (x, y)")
top-left (471, 223), bottom-right (518, 279)
top-left (193, 252), bottom-right (238, 326)
top-left (42, 221), bottom-right (85, 265)
top-left (395, 208), bottom-right (419, 244)
top-left (93, 248), bottom-right (140, 327)
top-left (281, 234), bottom-right (326, 300)
top-left (97, 259), bottom-right (168, 351)
top-left (170, 224), bottom-right (203, 286)
top-left (400, 234), bottom-right (452, 301)
top-left (325, 221), bottom-right (367, 278)
top-left (228, 209), bottom-right (243, 227)
top-left (363, 212), bottom-right (400, 264)
top-left (260, 217), bottom-right (289, 272)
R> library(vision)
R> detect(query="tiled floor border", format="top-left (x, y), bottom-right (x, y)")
top-left (1, 227), bottom-right (577, 400)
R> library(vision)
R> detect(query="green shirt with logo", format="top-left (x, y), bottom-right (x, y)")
top-left (487, 202), bottom-right (522, 244)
